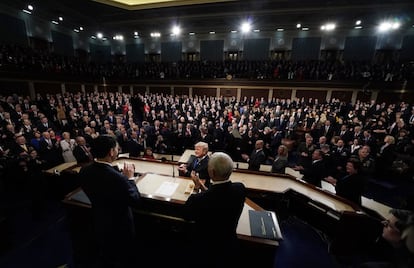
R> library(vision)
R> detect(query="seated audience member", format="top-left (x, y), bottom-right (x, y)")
top-left (73, 136), bottom-right (93, 165)
top-left (325, 159), bottom-right (365, 205)
top-left (185, 152), bottom-right (246, 268)
top-left (271, 145), bottom-right (289, 174)
top-left (142, 147), bottom-right (155, 159)
top-left (178, 141), bottom-right (211, 189)
top-left (358, 209), bottom-right (414, 268)
top-left (79, 135), bottom-right (141, 268)
top-left (241, 139), bottom-right (266, 171)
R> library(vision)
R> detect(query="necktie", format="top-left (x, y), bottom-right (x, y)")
top-left (193, 158), bottom-right (199, 168)
top-left (21, 144), bottom-right (28, 151)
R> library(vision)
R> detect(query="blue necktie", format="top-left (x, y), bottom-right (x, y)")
top-left (194, 159), bottom-right (199, 168)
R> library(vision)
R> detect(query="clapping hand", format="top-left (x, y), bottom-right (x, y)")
top-left (122, 162), bottom-right (135, 179)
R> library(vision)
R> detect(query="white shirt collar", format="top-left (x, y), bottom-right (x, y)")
top-left (95, 159), bottom-right (113, 166)
top-left (211, 179), bottom-right (230, 185)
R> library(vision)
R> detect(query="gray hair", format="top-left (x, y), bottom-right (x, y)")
top-left (208, 152), bottom-right (234, 181)
top-left (195, 141), bottom-right (209, 152)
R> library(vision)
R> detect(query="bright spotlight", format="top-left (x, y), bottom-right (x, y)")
top-left (355, 20), bottom-right (361, 25)
top-left (241, 22), bottom-right (251, 33)
top-left (28, 5), bottom-right (34, 11)
top-left (97, 32), bottom-right (103, 39)
top-left (378, 22), bottom-right (392, 32)
top-left (296, 23), bottom-right (301, 28)
top-left (392, 22), bottom-right (400, 29)
top-left (58, 16), bottom-right (63, 21)
top-left (172, 26), bottom-right (181, 35)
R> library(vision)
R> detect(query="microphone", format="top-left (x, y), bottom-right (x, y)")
top-left (172, 153), bottom-right (175, 178)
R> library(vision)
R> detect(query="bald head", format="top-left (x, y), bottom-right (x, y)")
top-left (208, 152), bottom-right (234, 182)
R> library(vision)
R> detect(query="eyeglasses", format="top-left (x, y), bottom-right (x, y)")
top-left (382, 220), bottom-right (400, 232)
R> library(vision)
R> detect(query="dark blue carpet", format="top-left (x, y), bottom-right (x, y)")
top-left (275, 216), bottom-right (335, 268)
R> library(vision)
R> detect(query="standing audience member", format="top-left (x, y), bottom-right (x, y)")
top-left (80, 135), bottom-right (141, 268)
top-left (185, 152), bottom-right (246, 268)
top-left (271, 145), bottom-right (289, 174)
top-left (60, 132), bottom-right (76, 163)
top-left (73, 136), bottom-right (93, 165)
top-left (241, 139), bottom-right (266, 171)
top-left (294, 149), bottom-right (327, 187)
top-left (325, 159), bottom-right (365, 205)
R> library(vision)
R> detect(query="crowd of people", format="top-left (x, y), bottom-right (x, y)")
top-left (1, 43), bottom-right (413, 81)
top-left (1, 89), bottom-right (414, 266)
top-left (1, 91), bottom-right (414, 181)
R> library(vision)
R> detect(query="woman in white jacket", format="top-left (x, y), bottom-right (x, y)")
top-left (60, 132), bottom-right (76, 162)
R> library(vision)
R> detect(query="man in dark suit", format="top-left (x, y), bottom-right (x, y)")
top-left (320, 120), bottom-right (335, 141)
top-left (126, 131), bottom-right (144, 157)
top-left (79, 135), bottom-right (141, 268)
top-left (73, 136), bottom-right (93, 165)
top-left (294, 149), bottom-right (327, 187)
top-left (185, 152), bottom-right (246, 268)
top-left (178, 141), bottom-right (211, 188)
top-left (242, 139), bottom-right (266, 171)
top-left (325, 159), bottom-right (365, 205)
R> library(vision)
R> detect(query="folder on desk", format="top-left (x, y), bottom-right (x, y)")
top-left (248, 210), bottom-right (282, 240)
top-left (71, 190), bottom-right (91, 205)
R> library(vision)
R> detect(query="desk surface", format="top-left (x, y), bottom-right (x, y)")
top-left (45, 161), bottom-right (77, 175)
top-left (137, 173), bottom-right (192, 204)
top-left (62, 157), bottom-right (392, 217)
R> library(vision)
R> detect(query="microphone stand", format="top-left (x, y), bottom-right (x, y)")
top-left (172, 154), bottom-right (175, 178)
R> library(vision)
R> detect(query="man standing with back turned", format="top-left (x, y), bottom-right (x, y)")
top-left (80, 135), bottom-right (141, 268)
top-left (185, 152), bottom-right (246, 267)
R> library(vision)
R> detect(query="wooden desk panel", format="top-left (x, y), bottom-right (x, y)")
top-left (230, 173), bottom-right (355, 212)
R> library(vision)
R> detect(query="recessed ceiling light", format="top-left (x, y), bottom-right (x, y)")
top-left (74, 29), bottom-right (79, 33)
top-left (354, 26), bottom-right (363, 29)
top-left (58, 16), bottom-right (63, 21)
top-left (209, 31), bottom-right (215, 34)
top-left (277, 28), bottom-right (284, 32)
top-left (27, 5), bottom-right (34, 11)
top-left (355, 20), bottom-right (361, 25)
top-left (296, 23), bottom-right (301, 28)
top-left (189, 32), bottom-right (195, 35)
top-left (302, 27), bottom-right (309, 31)
top-left (79, 26), bottom-right (84, 31)
top-left (253, 29), bottom-right (260, 32)
top-left (231, 30), bottom-right (237, 33)
top-left (22, 9), bottom-right (31, 14)
top-left (52, 20), bottom-right (59, 25)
